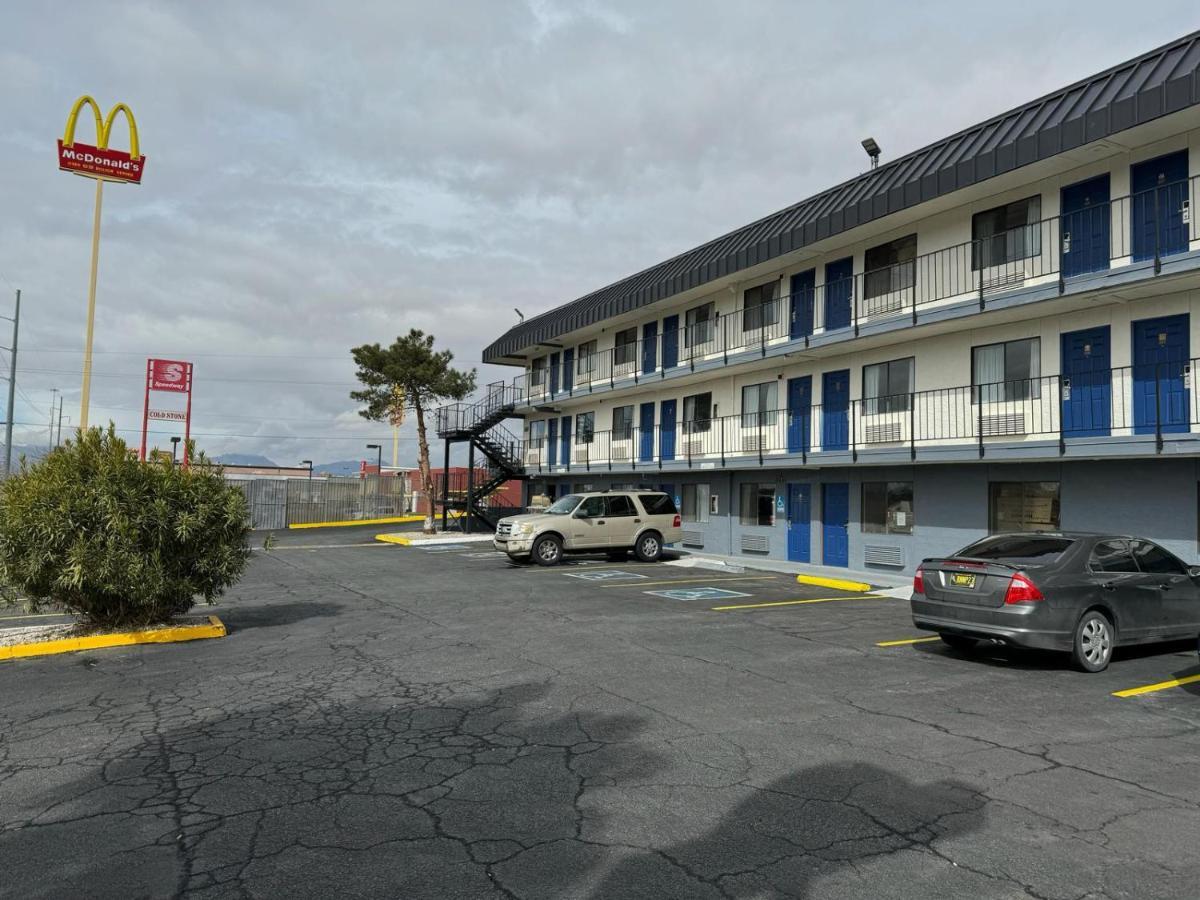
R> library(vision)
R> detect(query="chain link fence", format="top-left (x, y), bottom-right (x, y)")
top-left (235, 475), bottom-right (409, 530)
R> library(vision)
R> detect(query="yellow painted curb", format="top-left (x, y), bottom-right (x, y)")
top-left (289, 512), bottom-right (463, 530)
top-left (374, 533), bottom-right (412, 545)
top-left (795, 574), bottom-right (872, 593)
top-left (0, 615), bottom-right (227, 661)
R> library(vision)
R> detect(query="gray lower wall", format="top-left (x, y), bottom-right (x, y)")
top-left (526, 458), bottom-right (1200, 574)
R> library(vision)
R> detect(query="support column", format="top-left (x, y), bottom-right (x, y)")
top-left (466, 440), bottom-right (475, 535)
top-left (441, 437), bottom-right (450, 531)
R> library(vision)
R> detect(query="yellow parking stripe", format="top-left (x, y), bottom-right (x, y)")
top-left (876, 636), bottom-right (941, 647)
top-left (600, 575), bottom-right (778, 588)
top-left (1112, 672), bottom-right (1200, 698)
top-left (711, 595), bottom-right (887, 611)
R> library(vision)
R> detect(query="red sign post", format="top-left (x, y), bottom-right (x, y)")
top-left (140, 359), bottom-right (193, 466)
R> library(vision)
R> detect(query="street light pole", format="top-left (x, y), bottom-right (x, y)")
top-left (366, 443), bottom-right (382, 474)
top-left (170, 436), bottom-right (180, 466)
top-left (301, 459), bottom-right (313, 480)
top-left (48, 389), bottom-right (58, 454)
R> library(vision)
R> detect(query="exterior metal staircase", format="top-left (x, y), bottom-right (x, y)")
top-left (434, 383), bottom-right (527, 531)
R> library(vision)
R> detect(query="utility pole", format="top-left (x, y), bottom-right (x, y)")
top-left (2, 290), bottom-right (19, 476)
top-left (56, 404), bottom-right (66, 447)
top-left (48, 389), bottom-right (58, 454)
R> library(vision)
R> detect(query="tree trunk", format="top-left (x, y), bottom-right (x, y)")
top-left (413, 400), bottom-right (435, 534)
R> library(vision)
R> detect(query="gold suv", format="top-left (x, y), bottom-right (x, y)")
top-left (494, 491), bottom-right (682, 566)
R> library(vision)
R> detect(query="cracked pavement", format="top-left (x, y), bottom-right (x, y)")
top-left (2, 525), bottom-right (1199, 898)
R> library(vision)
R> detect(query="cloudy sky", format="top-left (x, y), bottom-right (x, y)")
top-left (1, 2), bottom-right (1196, 466)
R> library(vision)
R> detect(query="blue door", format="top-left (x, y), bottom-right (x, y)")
top-left (824, 258), bottom-right (853, 331)
top-left (548, 352), bottom-right (560, 396)
top-left (639, 402), bottom-right (655, 462)
top-left (786, 376), bottom-right (812, 453)
top-left (822, 483), bottom-right (849, 567)
top-left (1133, 315), bottom-right (1190, 435)
top-left (821, 370), bottom-right (850, 451)
top-left (790, 269), bottom-right (815, 340)
top-left (562, 348), bottom-right (574, 393)
top-left (660, 399), bottom-right (677, 461)
top-left (787, 483), bottom-right (811, 562)
top-left (1131, 150), bottom-right (1189, 262)
top-left (1061, 326), bottom-right (1111, 437)
top-left (560, 416), bottom-right (571, 465)
top-left (662, 315), bottom-right (679, 369)
top-left (547, 418), bottom-right (558, 466)
top-left (642, 322), bottom-right (658, 376)
top-left (1060, 174), bottom-right (1110, 278)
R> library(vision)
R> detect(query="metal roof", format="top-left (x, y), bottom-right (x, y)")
top-left (484, 30), bottom-right (1200, 363)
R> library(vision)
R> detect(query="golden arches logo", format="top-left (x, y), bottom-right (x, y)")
top-left (57, 95), bottom-right (146, 184)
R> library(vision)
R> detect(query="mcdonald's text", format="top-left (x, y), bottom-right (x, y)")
top-left (57, 139), bottom-right (145, 184)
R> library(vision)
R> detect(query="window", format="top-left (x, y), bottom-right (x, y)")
top-left (1090, 540), bottom-right (1140, 573)
top-left (1130, 540), bottom-right (1187, 575)
top-left (862, 358), bottom-right (914, 415)
top-left (604, 495), bottom-right (637, 517)
top-left (546, 494), bottom-right (583, 515)
top-left (973, 338), bottom-right (1040, 402)
top-left (741, 381), bottom-right (777, 428)
top-left (742, 281), bottom-right (780, 331)
top-left (529, 420), bottom-right (547, 446)
top-left (577, 495), bottom-right (605, 517)
top-left (972, 196), bottom-right (1042, 270)
top-left (614, 329), bottom-right (637, 367)
top-left (739, 484), bottom-right (776, 526)
top-left (576, 412), bottom-right (595, 444)
top-left (639, 493), bottom-right (678, 516)
top-left (685, 302), bottom-right (715, 347)
top-left (988, 482), bottom-right (1060, 533)
top-left (681, 484), bottom-right (711, 523)
top-left (683, 392), bottom-right (712, 434)
top-left (577, 340), bottom-right (597, 375)
top-left (612, 405), bottom-right (634, 440)
top-left (960, 535), bottom-right (1074, 566)
top-left (864, 234), bottom-right (917, 300)
top-left (862, 482), bottom-right (914, 534)
top-left (531, 357), bottom-right (547, 386)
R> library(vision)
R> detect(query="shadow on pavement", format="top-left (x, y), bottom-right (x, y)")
top-left (219, 600), bottom-right (343, 631)
top-left (1, 670), bottom-right (990, 899)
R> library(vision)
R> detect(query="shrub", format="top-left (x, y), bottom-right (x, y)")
top-left (0, 426), bottom-right (252, 628)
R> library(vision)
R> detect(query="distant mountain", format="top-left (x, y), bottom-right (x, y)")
top-left (214, 453), bottom-right (279, 467)
top-left (312, 459), bottom-right (363, 476)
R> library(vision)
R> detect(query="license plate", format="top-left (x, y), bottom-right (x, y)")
top-left (950, 572), bottom-right (977, 588)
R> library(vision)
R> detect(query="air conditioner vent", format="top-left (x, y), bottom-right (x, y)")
top-left (681, 530), bottom-right (704, 548)
top-left (524, 449), bottom-right (542, 466)
top-left (740, 534), bottom-right (770, 554)
top-left (981, 270), bottom-right (1027, 293)
top-left (863, 421), bottom-right (902, 443)
top-left (864, 545), bottom-right (905, 568)
top-left (742, 434), bottom-right (765, 452)
top-left (683, 438), bottom-right (704, 457)
top-left (611, 443), bottom-right (631, 461)
top-left (981, 413), bottom-right (1026, 436)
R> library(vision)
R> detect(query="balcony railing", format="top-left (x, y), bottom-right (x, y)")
top-left (506, 173), bottom-right (1199, 407)
top-left (521, 361), bottom-right (1198, 472)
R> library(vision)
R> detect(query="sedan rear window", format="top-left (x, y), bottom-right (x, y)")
top-left (956, 536), bottom-right (1074, 566)
top-left (639, 494), bottom-right (677, 515)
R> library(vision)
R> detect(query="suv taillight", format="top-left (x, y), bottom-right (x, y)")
top-left (672, 515), bottom-right (681, 527)
top-left (913, 565), bottom-right (925, 595)
top-left (1003, 573), bottom-right (1044, 605)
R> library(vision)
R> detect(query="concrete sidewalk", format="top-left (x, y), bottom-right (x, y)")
top-left (677, 549), bottom-right (911, 589)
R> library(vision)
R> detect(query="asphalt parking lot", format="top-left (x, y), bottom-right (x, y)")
top-left (2, 524), bottom-right (1200, 899)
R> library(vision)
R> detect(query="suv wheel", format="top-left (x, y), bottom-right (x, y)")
top-left (634, 531), bottom-right (662, 563)
top-left (1071, 610), bottom-right (1114, 673)
top-left (533, 535), bottom-right (563, 567)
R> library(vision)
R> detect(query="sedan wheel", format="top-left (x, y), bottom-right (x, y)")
top-left (1072, 611), bottom-right (1114, 673)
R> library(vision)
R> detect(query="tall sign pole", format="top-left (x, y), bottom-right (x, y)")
top-left (57, 96), bottom-right (147, 430)
top-left (141, 359), bottom-right (194, 467)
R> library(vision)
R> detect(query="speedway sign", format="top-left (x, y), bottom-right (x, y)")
top-left (140, 359), bottom-right (193, 465)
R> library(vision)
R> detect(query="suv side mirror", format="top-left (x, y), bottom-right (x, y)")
top-left (1188, 565), bottom-right (1200, 579)
top-left (573, 508), bottom-right (590, 519)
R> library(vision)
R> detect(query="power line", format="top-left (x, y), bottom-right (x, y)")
top-left (23, 347), bottom-right (355, 361)
top-left (14, 367), bottom-right (359, 387)
top-left (3, 421), bottom-right (418, 442)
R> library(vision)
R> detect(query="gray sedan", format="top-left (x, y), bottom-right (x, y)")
top-left (911, 533), bottom-right (1200, 672)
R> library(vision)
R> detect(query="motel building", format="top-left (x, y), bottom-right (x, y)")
top-left (441, 32), bottom-right (1200, 577)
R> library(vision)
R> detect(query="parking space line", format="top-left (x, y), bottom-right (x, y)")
top-left (600, 575), bottom-right (778, 588)
top-left (1112, 672), bottom-right (1200, 698)
top-left (711, 595), bottom-right (887, 611)
top-left (876, 636), bottom-right (941, 647)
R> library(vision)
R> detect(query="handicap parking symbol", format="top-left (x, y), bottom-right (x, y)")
top-left (644, 587), bottom-right (752, 601)
top-left (563, 570), bottom-right (648, 581)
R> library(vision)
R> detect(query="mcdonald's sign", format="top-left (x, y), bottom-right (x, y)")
top-left (57, 96), bottom-right (146, 184)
